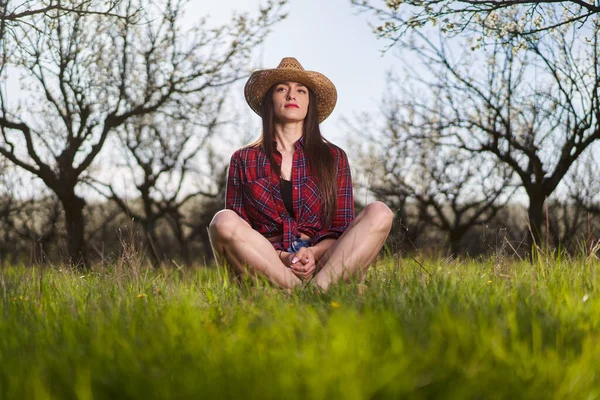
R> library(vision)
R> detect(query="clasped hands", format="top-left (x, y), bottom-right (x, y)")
top-left (281, 247), bottom-right (317, 281)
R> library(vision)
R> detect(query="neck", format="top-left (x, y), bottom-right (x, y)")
top-left (273, 120), bottom-right (304, 153)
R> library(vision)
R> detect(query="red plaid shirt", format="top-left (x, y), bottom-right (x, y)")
top-left (225, 137), bottom-right (354, 251)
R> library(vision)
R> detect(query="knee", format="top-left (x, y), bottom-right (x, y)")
top-left (363, 201), bottom-right (394, 233)
top-left (209, 209), bottom-right (244, 242)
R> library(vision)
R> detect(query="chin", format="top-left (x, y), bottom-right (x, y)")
top-left (276, 117), bottom-right (305, 124)
top-left (275, 112), bottom-right (307, 123)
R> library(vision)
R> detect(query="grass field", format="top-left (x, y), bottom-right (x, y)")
top-left (1, 252), bottom-right (600, 399)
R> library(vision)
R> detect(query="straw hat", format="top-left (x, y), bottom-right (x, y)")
top-left (244, 57), bottom-right (337, 123)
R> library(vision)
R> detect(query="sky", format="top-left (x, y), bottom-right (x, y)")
top-left (198, 0), bottom-right (398, 145)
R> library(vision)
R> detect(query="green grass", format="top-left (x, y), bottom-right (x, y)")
top-left (1, 254), bottom-right (600, 399)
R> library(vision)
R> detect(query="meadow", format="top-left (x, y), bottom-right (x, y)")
top-left (1, 251), bottom-right (600, 399)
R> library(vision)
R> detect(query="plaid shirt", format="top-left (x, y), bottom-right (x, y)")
top-left (225, 137), bottom-right (354, 251)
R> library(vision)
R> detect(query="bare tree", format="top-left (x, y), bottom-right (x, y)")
top-left (350, 83), bottom-right (515, 256)
top-left (10, 195), bottom-right (62, 264)
top-left (396, 148), bottom-right (514, 256)
top-left (0, 158), bottom-right (21, 263)
top-left (566, 146), bottom-right (600, 251)
top-left (91, 113), bottom-right (221, 266)
top-left (0, 0), bottom-right (287, 267)
top-left (0, 0), bottom-right (129, 79)
top-left (570, 147), bottom-right (600, 216)
top-left (0, 162), bottom-right (62, 264)
top-left (353, 0), bottom-right (600, 42)
top-left (357, 17), bottom-right (600, 249)
top-left (163, 156), bottom-right (228, 265)
top-left (95, 96), bottom-right (261, 266)
top-left (84, 197), bottom-right (127, 264)
top-left (157, 115), bottom-right (255, 265)
top-left (544, 197), bottom-right (588, 252)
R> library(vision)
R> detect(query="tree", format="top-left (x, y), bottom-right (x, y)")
top-left (569, 148), bottom-right (600, 216)
top-left (566, 146), bottom-right (600, 251)
top-left (0, 0), bottom-right (287, 267)
top-left (349, 81), bottom-right (515, 256)
top-left (353, 0), bottom-right (600, 42)
top-left (545, 197), bottom-right (588, 252)
top-left (162, 156), bottom-right (228, 265)
top-left (157, 109), bottom-right (259, 265)
top-left (92, 114), bottom-right (222, 266)
top-left (0, 0), bottom-right (129, 67)
top-left (0, 162), bottom-right (62, 264)
top-left (359, 18), bottom-right (600, 249)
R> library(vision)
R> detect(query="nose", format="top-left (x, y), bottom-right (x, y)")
top-left (286, 91), bottom-right (296, 101)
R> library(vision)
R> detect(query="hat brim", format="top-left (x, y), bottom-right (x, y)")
top-left (244, 68), bottom-right (337, 123)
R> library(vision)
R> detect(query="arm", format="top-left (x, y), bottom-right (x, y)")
top-left (309, 238), bottom-right (335, 260)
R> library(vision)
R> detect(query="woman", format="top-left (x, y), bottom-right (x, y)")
top-left (209, 57), bottom-right (393, 291)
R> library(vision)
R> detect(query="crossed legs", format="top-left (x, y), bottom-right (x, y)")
top-left (208, 210), bottom-right (302, 288)
top-left (312, 201), bottom-right (393, 290)
top-left (208, 201), bottom-right (393, 290)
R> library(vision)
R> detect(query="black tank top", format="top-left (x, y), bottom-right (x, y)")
top-left (280, 178), bottom-right (294, 218)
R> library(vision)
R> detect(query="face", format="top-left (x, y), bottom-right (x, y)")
top-left (271, 82), bottom-right (309, 123)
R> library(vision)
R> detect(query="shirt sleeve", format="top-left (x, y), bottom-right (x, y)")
top-left (225, 151), bottom-right (249, 223)
top-left (312, 147), bottom-right (354, 243)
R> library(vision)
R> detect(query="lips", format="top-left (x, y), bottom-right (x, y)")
top-left (284, 104), bottom-right (299, 108)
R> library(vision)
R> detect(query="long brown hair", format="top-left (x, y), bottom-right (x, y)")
top-left (255, 85), bottom-right (337, 226)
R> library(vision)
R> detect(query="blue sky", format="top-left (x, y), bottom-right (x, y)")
top-left (201, 0), bottom-right (398, 145)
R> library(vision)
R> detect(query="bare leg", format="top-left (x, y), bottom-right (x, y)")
top-left (209, 210), bottom-right (302, 289)
top-left (313, 201), bottom-right (394, 291)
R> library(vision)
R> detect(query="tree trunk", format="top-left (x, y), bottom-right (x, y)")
top-left (144, 219), bottom-right (162, 268)
top-left (179, 231), bottom-right (192, 267)
top-left (448, 228), bottom-right (467, 257)
top-left (527, 191), bottom-right (546, 251)
top-left (61, 194), bottom-right (87, 268)
top-left (167, 216), bottom-right (192, 266)
top-left (177, 232), bottom-right (192, 266)
top-left (198, 228), bottom-right (214, 263)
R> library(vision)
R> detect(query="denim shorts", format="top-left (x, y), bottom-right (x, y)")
top-left (288, 238), bottom-right (313, 252)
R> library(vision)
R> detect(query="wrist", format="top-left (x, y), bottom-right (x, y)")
top-left (279, 250), bottom-right (290, 266)
top-left (308, 241), bottom-right (333, 261)
top-left (307, 246), bottom-right (321, 261)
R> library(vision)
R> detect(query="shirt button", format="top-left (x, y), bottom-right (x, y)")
top-left (294, 186), bottom-right (298, 190)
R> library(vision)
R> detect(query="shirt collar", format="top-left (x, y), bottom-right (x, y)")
top-left (271, 135), bottom-right (306, 151)
top-left (295, 136), bottom-right (306, 149)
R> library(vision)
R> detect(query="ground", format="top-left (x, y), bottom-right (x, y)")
top-left (1, 252), bottom-right (599, 399)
